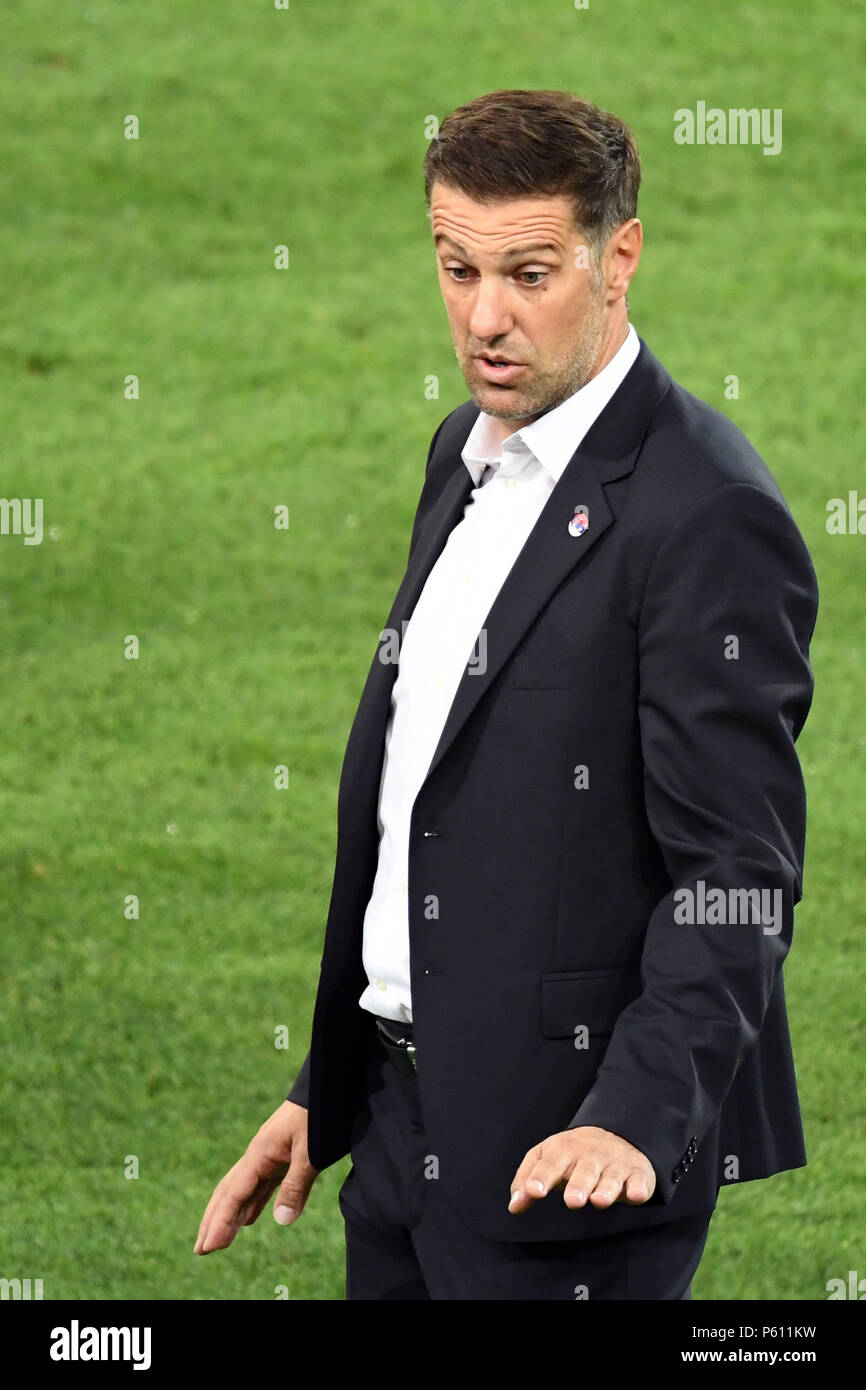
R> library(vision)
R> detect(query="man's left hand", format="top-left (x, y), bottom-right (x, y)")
top-left (508, 1126), bottom-right (656, 1213)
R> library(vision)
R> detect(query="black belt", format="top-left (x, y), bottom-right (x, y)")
top-left (374, 1016), bottom-right (417, 1076)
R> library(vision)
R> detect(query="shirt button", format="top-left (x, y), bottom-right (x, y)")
top-left (375, 979), bottom-right (387, 991)
top-left (398, 879), bottom-right (408, 892)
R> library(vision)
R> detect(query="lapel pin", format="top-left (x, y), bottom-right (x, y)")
top-left (568, 504), bottom-right (590, 538)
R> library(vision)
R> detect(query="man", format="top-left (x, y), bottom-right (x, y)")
top-left (195, 90), bottom-right (818, 1300)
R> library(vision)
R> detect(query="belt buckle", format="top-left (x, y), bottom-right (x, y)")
top-left (377, 1020), bottom-right (418, 1075)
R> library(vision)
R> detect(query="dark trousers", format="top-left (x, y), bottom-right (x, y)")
top-left (337, 1024), bottom-right (715, 1300)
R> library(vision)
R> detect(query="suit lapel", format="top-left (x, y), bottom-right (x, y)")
top-left (332, 458), bottom-right (478, 825)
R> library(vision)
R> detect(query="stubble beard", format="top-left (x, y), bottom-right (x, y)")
top-left (460, 291), bottom-right (608, 423)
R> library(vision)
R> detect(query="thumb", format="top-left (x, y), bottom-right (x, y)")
top-left (273, 1154), bottom-right (317, 1227)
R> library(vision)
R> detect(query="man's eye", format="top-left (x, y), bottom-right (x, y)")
top-left (443, 265), bottom-right (548, 285)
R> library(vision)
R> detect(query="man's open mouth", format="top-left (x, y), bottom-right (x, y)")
top-left (475, 356), bottom-right (527, 380)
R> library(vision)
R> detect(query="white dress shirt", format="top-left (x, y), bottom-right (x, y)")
top-left (357, 324), bottom-right (641, 1022)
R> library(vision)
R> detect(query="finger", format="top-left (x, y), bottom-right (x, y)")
top-left (510, 1145), bottom-right (543, 1193)
top-left (239, 1175), bottom-right (280, 1226)
top-left (195, 1183), bottom-right (230, 1254)
top-left (272, 1153), bottom-right (317, 1227)
top-left (194, 1195), bottom-right (217, 1254)
top-left (196, 1158), bottom-right (275, 1255)
top-left (507, 1145), bottom-right (544, 1211)
top-left (588, 1165), bottom-right (628, 1208)
top-left (509, 1148), bottom-right (572, 1213)
top-left (623, 1168), bottom-right (653, 1205)
top-left (562, 1157), bottom-right (604, 1208)
top-left (242, 1159), bottom-right (302, 1225)
top-left (195, 1180), bottom-right (252, 1255)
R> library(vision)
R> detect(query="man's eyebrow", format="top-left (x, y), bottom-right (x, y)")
top-left (434, 235), bottom-right (562, 261)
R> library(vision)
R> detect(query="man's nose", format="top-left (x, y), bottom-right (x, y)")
top-left (467, 277), bottom-right (514, 343)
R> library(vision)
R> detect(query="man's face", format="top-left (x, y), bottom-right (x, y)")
top-left (430, 183), bottom-right (616, 434)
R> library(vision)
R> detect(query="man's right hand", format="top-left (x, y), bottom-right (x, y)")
top-left (194, 1100), bottom-right (319, 1254)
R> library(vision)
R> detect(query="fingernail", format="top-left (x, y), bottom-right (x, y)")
top-left (275, 1205), bottom-right (296, 1225)
top-left (508, 1190), bottom-right (522, 1210)
top-left (530, 1179), bottom-right (546, 1195)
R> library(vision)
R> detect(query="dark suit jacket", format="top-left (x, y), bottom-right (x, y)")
top-left (286, 337), bottom-right (818, 1243)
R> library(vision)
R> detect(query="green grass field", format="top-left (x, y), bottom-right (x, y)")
top-left (1, 0), bottom-right (863, 1300)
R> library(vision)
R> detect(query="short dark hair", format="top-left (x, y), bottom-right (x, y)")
top-left (423, 89), bottom-right (640, 260)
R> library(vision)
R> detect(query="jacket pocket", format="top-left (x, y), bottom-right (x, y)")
top-left (505, 647), bottom-right (635, 691)
top-left (540, 966), bottom-right (642, 1040)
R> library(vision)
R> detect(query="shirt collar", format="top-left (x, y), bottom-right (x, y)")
top-left (461, 323), bottom-right (641, 486)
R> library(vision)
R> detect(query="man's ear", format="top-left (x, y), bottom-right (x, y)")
top-left (605, 218), bottom-right (642, 303)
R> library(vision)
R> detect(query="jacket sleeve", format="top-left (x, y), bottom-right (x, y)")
top-left (286, 1050), bottom-right (311, 1109)
top-left (567, 479), bottom-right (818, 1203)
